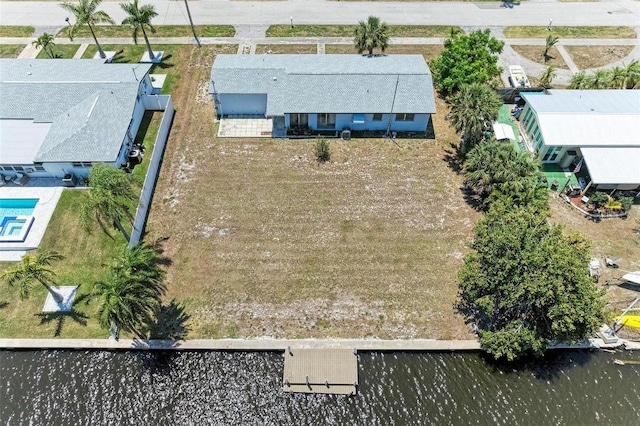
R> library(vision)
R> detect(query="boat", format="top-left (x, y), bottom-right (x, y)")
top-left (614, 359), bottom-right (640, 366)
top-left (508, 65), bottom-right (531, 88)
top-left (621, 271), bottom-right (640, 286)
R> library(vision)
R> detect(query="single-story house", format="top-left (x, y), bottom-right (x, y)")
top-left (0, 59), bottom-right (154, 179)
top-left (209, 54), bottom-right (436, 135)
top-left (519, 90), bottom-right (640, 190)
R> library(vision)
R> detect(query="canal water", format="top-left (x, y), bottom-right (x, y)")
top-left (1, 350), bottom-right (638, 425)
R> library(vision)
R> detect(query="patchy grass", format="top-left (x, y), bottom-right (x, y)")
top-left (504, 26), bottom-right (636, 39)
top-left (549, 199), bottom-right (640, 332)
top-left (144, 50), bottom-right (479, 339)
top-left (35, 44), bottom-right (80, 59)
top-left (267, 25), bottom-right (461, 38)
top-left (0, 25), bottom-right (34, 37)
top-left (511, 45), bottom-right (569, 69)
top-left (0, 44), bottom-right (24, 58)
top-left (255, 44), bottom-right (318, 54)
top-left (324, 44), bottom-right (444, 61)
top-left (132, 111), bottom-right (162, 186)
top-left (0, 190), bottom-right (128, 338)
top-left (56, 25), bottom-right (235, 39)
top-left (564, 45), bottom-right (634, 69)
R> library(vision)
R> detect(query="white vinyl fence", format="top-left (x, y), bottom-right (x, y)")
top-left (129, 95), bottom-right (175, 247)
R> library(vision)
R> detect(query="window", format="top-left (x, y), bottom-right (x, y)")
top-left (72, 162), bottom-right (93, 168)
top-left (290, 113), bottom-right (308, 127)
top-left (317, 113), bottom-right (336, 129)
top-left (542, 147), bottom-right (562, 162)
top-left (372, 113), bottom-right (383, 121)
top-left (395, 113), bottom-right (415, 122)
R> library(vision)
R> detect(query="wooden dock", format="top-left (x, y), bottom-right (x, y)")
top-left (282, 348), bottom-right (358, 395)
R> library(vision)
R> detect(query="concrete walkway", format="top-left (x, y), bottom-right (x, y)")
top-left (0, 336), bottom-right (632, 351)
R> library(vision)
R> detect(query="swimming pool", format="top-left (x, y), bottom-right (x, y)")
top-left (0, 198), bottom-right (38, 242)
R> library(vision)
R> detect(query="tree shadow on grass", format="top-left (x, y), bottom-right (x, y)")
top-left (147, 299), bottom-right (191, 340)
top-left (0, 301), bottom-right (8, 309)
top-left (149, 236), bottom-right (173, 268)
top-left (34, 292), bottom-right (90, 337)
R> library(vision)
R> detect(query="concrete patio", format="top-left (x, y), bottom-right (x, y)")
top-left (217, 115), bottom-right (274, 138)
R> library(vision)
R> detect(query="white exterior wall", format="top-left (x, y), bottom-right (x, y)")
top-left (284, 113), bottom-right (430, 132)
top-left (215, 94), bottom-right (268, 116)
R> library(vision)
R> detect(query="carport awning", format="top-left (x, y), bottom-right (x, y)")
top-left (492, 122), bottom-right (515, 141)
top-left (581, 147), bottom-right (640, 185)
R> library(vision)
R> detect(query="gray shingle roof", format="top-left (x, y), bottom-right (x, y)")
top-left (210, 55), bottom-right (436, 115)
top-left (0, 59), bottom-right (152, 163)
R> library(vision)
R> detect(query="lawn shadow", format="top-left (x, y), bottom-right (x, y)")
top-left (0, 301), bottom-right (8, 309)
top-left (152, 54), bottom-right (174, 70)
top-left (34, 292), bottom-right (90, 337)
top-left (150, 236), bottom-right (173, 267)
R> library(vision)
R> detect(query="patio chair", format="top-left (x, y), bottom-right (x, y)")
top-left (0, 173), bottom-right (6, 187)
top-left (12, 173), bottom-right (30, 186)
top-left (589, 258), bottom-right (601, 281)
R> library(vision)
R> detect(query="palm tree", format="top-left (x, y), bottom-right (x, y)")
top-left (448, 82), bottom-right (502, 154)
top-left (354, 16), bottom-right (389, 55)
top-left (1, 251), bottom-right (64, 302)
top-left (463, 139), bottom-right (541, 208)
top-left (32, 33), bottom-right (56, 58)
top-left (539, 66), bottom-right (557, 88)
top-left (60, 0), bottom-right (114, 59)
top-left (120, 0), bottom-right (158, 61)
top-left (81, 164), bottom-right (137, 241)
top-left (610, 67), bottom-right (627, 90)
top-left (94, 243), bottom-right (166, 338)
top-left (543, 34), bottom-right (559, 62)
top-left (591, 69), bottom-right (612, 89)
top-left (624, 60), bottom-right (640, 89)
top-left (569, 72), bottom-right (587, 89)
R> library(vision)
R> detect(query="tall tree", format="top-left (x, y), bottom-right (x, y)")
top-left (60, 0), bottom-right (114, 59)
top-left (431, 29), bottom-right (504, 94)
top-left (32, 33), bottom-right (56, 58)
top-left (1, 251), bottom-right (64, 302)
top-left (81, 164), bottom-right (137, 241)
top-left (539, 66), bottom-right (557, 88)
top-left (354, 16), bottom-right (389, 55)
top-left (543, 34), bottom-right (559, 62)
top-left (120, 0), bottom-right (158, 61)
top-left (463, 139), bottom-right (543, 209)
top-left (448, 83), bottom-right (502, 154)
top-left (459, 205), bottom-right (607, 361)
top-left (94, 243), bottom-right (166, 338)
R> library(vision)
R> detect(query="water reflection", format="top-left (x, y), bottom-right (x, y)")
top-left (1, 350), bottom-right (638, 425)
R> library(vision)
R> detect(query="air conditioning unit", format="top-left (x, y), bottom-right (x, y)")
top-left (341, 129), bottom-right (351, 140)
top-left (24, 167), bottom-right (35, 174)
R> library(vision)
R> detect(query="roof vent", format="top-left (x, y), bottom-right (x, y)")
top-left (273, 77), bottom-right (277, 81)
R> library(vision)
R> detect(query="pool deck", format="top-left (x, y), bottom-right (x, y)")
top-left (0, 186), bottom-right (63, 261)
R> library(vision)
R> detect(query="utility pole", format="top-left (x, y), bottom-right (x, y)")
top-left (184, 0), bottom-right (201, 48)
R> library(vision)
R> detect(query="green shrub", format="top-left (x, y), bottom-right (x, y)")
top-left (589, 192), bottom-right (609, 209)
top-left (315, 139), bottom-right (331, 163)
top-left (617, 196), bottom-right (634, 212)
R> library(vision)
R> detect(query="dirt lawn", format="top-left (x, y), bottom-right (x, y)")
top-left (146, 56), bottom-right (479, 339)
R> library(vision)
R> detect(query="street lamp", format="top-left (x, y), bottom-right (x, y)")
top-left (547, 19), bottom-right (553, 32)
top-left (290, 16), bottom-right (294, 28)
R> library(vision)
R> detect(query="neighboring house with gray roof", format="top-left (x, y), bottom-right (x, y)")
top-left (0, 59), bottom-right (154, 179)
top-left (209, 54), bottom-right (436, 135)
top-left (519, 90), bottom-right (640, 191)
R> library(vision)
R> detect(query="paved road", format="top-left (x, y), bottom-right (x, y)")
top-left (1, 0), bottom-right (639, 27)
